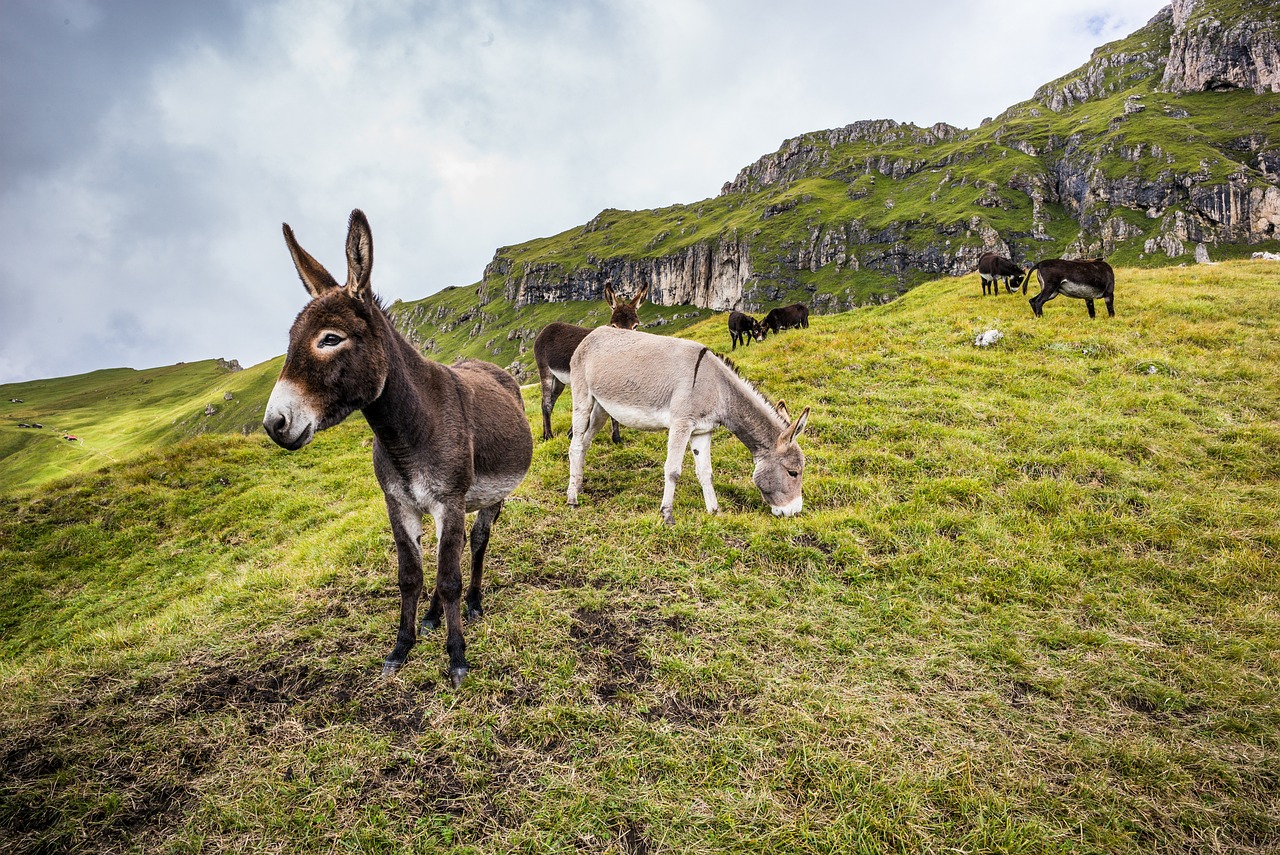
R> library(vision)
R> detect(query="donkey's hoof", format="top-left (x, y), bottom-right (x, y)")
top-left (464, 605), bottom-right (484, 622)
top-left (381, 658), bottom-right (405, 677)
top-left (661, 510), bottom-right (675, 527)
top-left (420, 616), bottom-right (441, 632)
top-left (449, 667), bottom-right (468, 689)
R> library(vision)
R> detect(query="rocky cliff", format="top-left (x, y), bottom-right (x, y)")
top-left (469, 0), bottom-right (1280, 318)
top-left (1162, 0), bottom-right (1280, 94)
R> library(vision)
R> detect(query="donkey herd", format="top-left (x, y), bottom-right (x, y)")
top-left (264, 210), bottom-right (1117, 683)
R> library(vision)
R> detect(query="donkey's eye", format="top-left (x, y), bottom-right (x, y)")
top-left (788, 470), bottom-right (799, 478)
top-left (319, 333), bottom-right (345, 348)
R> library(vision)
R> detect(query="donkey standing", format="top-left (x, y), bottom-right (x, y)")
top-left (976, 252), bottom-right (1028, 296)
top-left (263, 210), bottom-right (532, 687)
top-left (1026, 258), bottom-right (1116, 318)
top-left (533, 284), bottom-right (648, 442)
top-left (566, 327), bottom-right (810, 525)
top-left (728, 310), bottom-right (766, 349)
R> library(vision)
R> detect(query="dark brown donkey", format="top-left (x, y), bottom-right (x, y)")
top-left (263, 210), bottom-right (533, 687)
top-left (533, 283), bottom-right (648, 442)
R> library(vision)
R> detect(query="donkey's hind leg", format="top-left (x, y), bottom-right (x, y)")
top-left (540, 373), bottom-right (565, 441)
top-left (465, 501), bottom-right (502, 620)
top-left (567, 400), bottom-right (610, 507)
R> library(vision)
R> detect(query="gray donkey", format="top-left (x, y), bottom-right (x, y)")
top-left (566, 327), bottom-right (810, 525)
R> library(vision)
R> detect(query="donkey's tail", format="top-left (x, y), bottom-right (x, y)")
top-left (1021, 261), bottom-right (1040, 295)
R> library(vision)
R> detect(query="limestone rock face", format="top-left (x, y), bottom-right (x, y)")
top-left (491, 236), bottom-right (754, 311)
top-left (1161, 0), bottom-right (1280, 93)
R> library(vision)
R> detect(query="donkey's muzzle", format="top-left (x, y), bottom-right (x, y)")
top-left (771, 496), bottom-right (803, 517)
top-left (263, 379), bottom-right (317, 450)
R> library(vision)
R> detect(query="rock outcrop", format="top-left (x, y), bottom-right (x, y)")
top-left (491, 236), bottom-right (754, 311)
top-left (1161, 0), bottom-right (1280, 93)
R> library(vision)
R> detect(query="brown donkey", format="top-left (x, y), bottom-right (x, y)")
top-left (263, 210), bottom-right (533, 687)
top-left (533, 283), bottom-right (648, 442)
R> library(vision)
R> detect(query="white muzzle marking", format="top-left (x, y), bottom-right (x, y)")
top-left (772, 496), bottom-right (803, 517)
top-left (263, 378), bottom-right (319, 450)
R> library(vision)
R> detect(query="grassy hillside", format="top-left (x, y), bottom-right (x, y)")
top-left (0, 358), bottom-right (284, 494)
top-left (2, 261), bottom-right (1279, 852)
top-left (387, 285), bottom-right (715, 381)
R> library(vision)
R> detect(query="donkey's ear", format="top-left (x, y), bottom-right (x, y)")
top-left (603, 284), bottom-right (618, 309)
top-left (344, 209), bottom-right (374, 302)
top-left (631, 283), bottom-right (649, 309)
top-left (283, 223), bottom-right (341, 298)
top-left (775, 399), bottom-right (790, 423)
top-left (777, 406), bottom-right (810, 447)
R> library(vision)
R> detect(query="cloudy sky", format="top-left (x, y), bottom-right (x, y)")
top-left (0, 0), bottom-right (1168, 383)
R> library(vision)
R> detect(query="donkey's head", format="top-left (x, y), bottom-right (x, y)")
top-left (752, 401), bottom-right (811, 516)
top-left (263, 209), bottom-right (390, 451)
top-left (603, 283), bottom-right (649, 330)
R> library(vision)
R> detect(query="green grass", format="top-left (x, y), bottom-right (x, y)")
top-left (2, 261), bottom-right (1278, 852)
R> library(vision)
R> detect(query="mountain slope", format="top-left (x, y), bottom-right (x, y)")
top-left (0, 358), bottom-right (281, 493)
top-left (2, 260), bottom-right (1278, 852)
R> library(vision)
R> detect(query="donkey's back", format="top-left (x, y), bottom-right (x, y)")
top-left (570, 327), bottom-right (712, 430)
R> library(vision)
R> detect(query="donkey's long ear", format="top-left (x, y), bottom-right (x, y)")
top-left (775, 399), bottom-right (791, 423)
top-left (777, 406), bottom-right (810, 447)
top-left (603, 284), bottom-right (618, 309)
top-left (344, 209), bottom-right (374, 302)
top-left (283, 223), bottom-right (341, 298)
top-left (631, 283), bottom-right (649, 309)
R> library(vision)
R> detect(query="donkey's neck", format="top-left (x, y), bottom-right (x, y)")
top-left (360, 316), bottom-right (449, 459)
top-left (716, 365), bottom-right (786, 457)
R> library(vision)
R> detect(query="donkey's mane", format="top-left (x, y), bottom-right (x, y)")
top-left (709, 350), bottom-right (790, 428)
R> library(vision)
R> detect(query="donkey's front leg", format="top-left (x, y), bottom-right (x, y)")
top-left (690, 431), bottom-right (719, 515)
top-left (432, 501), bottom-right (470, 687)
top-left (661, 423), bottom-right (694, 526)
top-left (383, 497), bottom-right (424, 676)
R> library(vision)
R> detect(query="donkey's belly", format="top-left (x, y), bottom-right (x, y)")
top-left (465, 471), bottom-right (525, 511)
top-left (1059, 279), bottom-right (1105, 299)
top-left (550, 367), bottom-right (571, 385)
top-left (601, 399), bottom-right (670, 432)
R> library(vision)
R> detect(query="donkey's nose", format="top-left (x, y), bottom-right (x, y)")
top-left (264, 411), bottom-right (288, 440)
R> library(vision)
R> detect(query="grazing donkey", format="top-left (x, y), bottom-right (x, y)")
top-left (1026, 258), bottom-right (1116, 318)
top-left (727, 310), bottom-right (766, 349)
top-left (762, 303), bottom-right (809, 334)
top-left (263, 209), bottom-right (532, 687)
top-left (533, 283), bottom-right (648, 442)
top-left (566, 327), bottom-right (810, 525)
top-left (976, 252), bottom-right (1028, 296)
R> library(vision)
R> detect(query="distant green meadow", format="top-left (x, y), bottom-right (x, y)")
top-left (2, 262), bottom-right (1278, 852)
